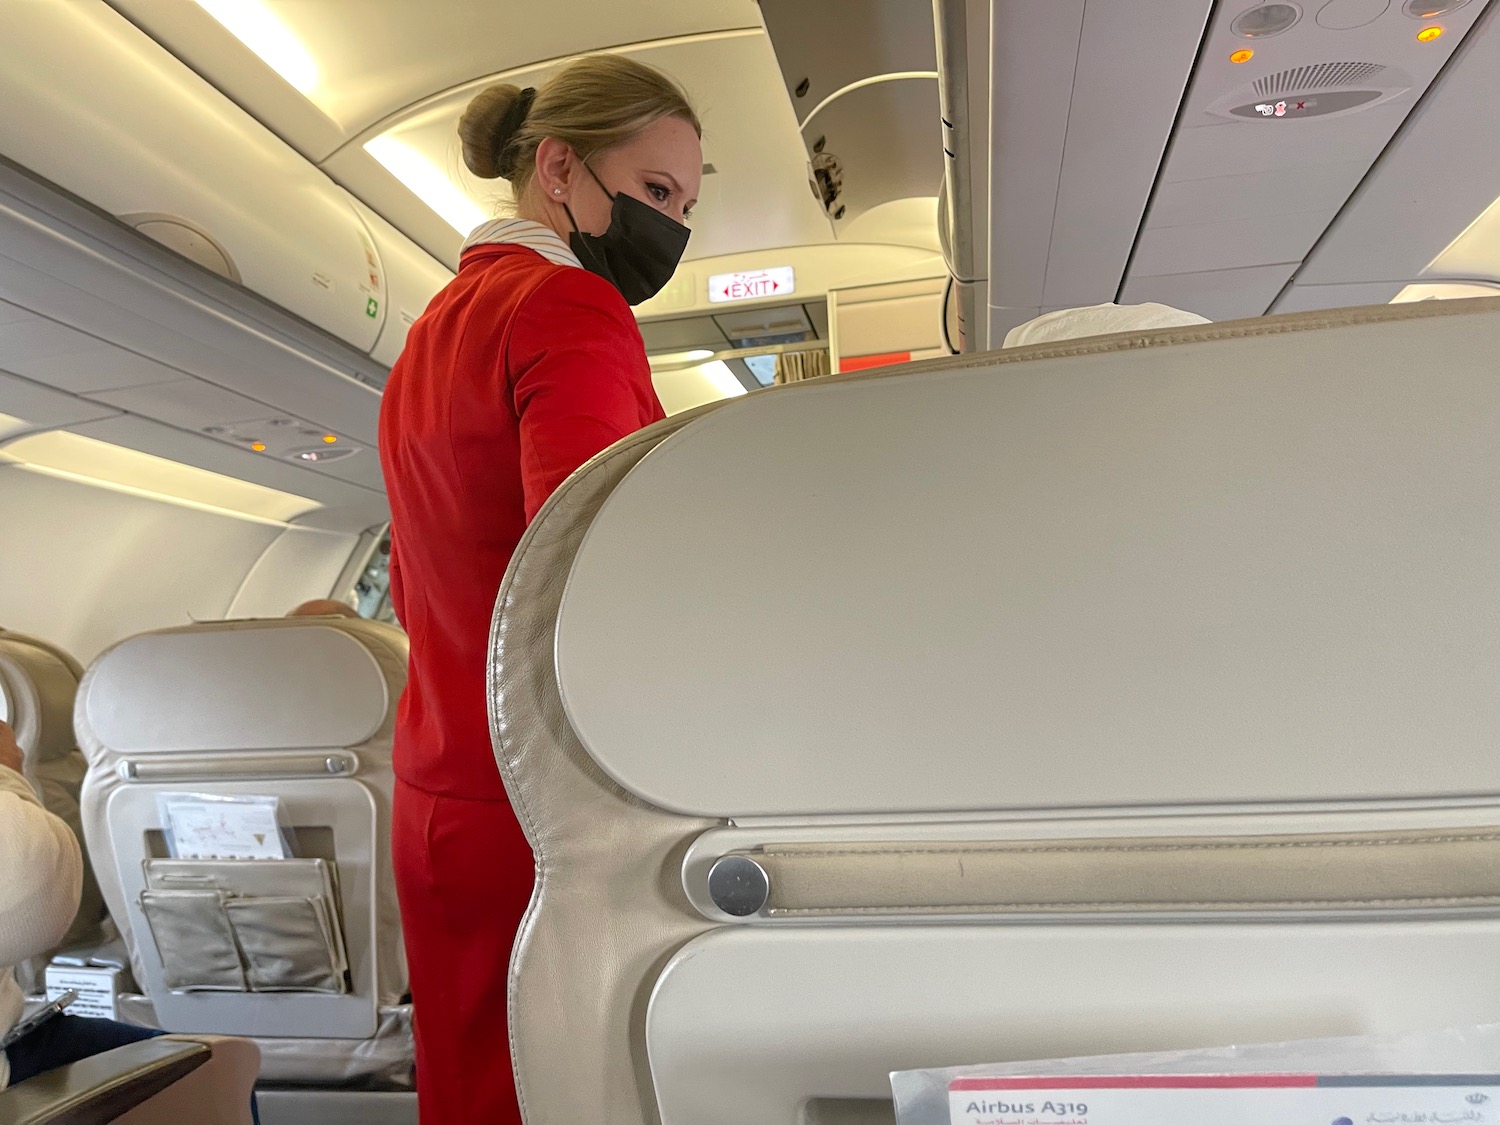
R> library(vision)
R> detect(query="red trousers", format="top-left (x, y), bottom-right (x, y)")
top-left (392, 778), bottom-right (536, 1123)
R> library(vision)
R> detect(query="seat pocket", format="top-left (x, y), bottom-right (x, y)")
top-left (224, 895), bottom-right (347, 994)
top-left (139, 889), bottom-right (247, 991)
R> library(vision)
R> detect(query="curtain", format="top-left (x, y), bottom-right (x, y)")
top-left (773, 348), bottom-right (831, 385)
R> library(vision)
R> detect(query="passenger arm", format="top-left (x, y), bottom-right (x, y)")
top-left (0, 724), bottom-right (84, 968)
top-left (509, 271), bottom-right (662, 521)
top-left (0, 1038), bottom-right (209, 1125)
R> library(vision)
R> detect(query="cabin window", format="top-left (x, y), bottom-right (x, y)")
top-left (743, 354), bottom-right (778, 387)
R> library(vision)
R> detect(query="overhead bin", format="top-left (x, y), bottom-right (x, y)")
top-left (0, 142), bottom-right (390, 526)
top-left (0, 1), bottom-right (448, 362)
top-left (759, 0), bottom-right (943, 235)
top-left (350, 199), bottom-right (454, 368)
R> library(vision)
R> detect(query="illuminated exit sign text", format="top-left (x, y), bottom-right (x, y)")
top-left (708, 266), bottom-right (795, 303)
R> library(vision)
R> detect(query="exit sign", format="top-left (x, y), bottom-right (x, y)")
top-left (708, 267), bottom-right (795, 303)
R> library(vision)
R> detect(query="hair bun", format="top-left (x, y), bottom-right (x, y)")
top-left (458, 84), bottom-right (536, 180)
top-left (493, 87), bottom-right (537, 181)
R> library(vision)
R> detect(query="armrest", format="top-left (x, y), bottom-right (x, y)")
top-left (0, 1038), bottom-right (209, 1125)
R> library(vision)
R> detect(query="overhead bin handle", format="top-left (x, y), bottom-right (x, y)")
top-left (117, 752), bottom-right (359, 783)
top-left (696, 827), bottom-right (1500, 922)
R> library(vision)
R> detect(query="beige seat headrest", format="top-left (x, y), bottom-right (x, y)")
top-left (0, 628), bottom-right (84, 764)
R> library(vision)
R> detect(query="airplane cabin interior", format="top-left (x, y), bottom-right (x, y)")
top-left (1, 0), bottom-right (1499, 1122)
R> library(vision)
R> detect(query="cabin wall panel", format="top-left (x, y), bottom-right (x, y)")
top-left (228, 527), bottom-right (362, 620)
top-left (0, 465), bottom-right (279, 662)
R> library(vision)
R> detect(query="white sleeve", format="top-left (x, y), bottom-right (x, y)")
top-left (0, 764), bottom-right (83, 968)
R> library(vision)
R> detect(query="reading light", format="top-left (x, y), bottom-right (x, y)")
top-left (1231, 49), bottom-right (1255, 63)
top-left (323, 434), bottom-right (338, 443)
top-left (1417, 24), bottom-right (1444, 39)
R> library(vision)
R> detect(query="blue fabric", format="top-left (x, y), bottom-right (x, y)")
top-left (5, 1014), bottom-right (259, 1123)
top-left (5, 1015), bottom-right (164, 1085)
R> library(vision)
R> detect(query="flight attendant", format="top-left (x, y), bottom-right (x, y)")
top-left (378, 54), bottom-right (701, 1123)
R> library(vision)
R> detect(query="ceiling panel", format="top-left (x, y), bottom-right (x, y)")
top-left (1120, 263), bottom-right (1299, 320)
top-left (0, 318), bottom-right (101, 362)
top-left (84, 374), bottom-right (293, 429)
top-left (10, 350), bottom-right (190, 396)
top-left (1034, 0), bottom-right (1213, 310)
top-left (985, 0), bottom-right (1085, 309)
top-left (0, 369), bottom-right (122, 433)
top-left (1146, 161), bottom-right (1370, 229)
top-left (107, 0), bottom-right (761, 160)
top-left (0, 316), bottom-right (189, 394)
top-left (980, 0), bottom-right (1213, 314)
top-left (1274, 280), bottom-right (1409, 312)
top-left (1129, 211), bottom-right (1329, 277)
top-left (1287, 4), bottom-right (1500, 291)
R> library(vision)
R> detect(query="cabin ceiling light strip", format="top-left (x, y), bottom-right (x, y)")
top-left (0, 431), bottom-right (321, 525)
top-left (194, 0), bottom-right (320, 95)
top-left (798, 72), bottom-right (939, 130)
top-left (364, 136), bottom-right (488, 235)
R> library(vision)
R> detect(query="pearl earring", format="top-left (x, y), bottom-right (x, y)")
top-left (554, 188), bottom-right (562, 195)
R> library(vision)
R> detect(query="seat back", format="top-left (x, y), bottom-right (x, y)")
top-left (76, 616), bottom-right (407, 1039)
top-left (0, 627), bottom-right (108, 986)
top-left (490, 297), bottom-right (1500, 1125)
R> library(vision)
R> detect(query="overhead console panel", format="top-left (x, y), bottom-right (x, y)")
top-left (1121, 0), bottom-right (1487, 318)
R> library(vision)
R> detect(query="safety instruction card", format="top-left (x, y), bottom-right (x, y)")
top-left (949, 1074), bottom-right (1500, 1125)
top-left (159, 792), bottom-right (288, 860)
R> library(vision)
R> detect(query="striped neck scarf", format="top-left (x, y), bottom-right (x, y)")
top-left (461, 217), bottom-right (581, 269)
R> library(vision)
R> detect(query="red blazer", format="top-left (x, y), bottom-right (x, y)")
top-left (379, 243), bottom-right (664, 799)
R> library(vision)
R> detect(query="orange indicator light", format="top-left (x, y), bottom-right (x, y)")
top-left (1417, 25), bottom-right (1444, 41)
top-left (251, 442), bottom-right (267, 452)
top-left (1231, 48), bottom-right (1254, 63)
top-left (323, 434), bottom-right (338, 443)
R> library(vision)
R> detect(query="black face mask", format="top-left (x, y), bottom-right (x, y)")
top-left (564, 164), bottom-right (690, 306)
